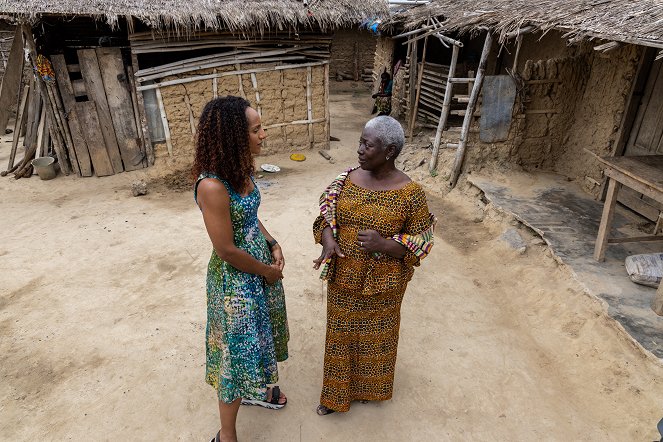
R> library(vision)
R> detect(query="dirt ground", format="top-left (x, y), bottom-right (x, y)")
top-left (2, 84), bottom-right (663, 441)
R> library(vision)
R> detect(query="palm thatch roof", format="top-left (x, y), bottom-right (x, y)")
top-left (1, 0), bottom-right (388, 32)
top-left (384, 0), bottom-right (663, 49)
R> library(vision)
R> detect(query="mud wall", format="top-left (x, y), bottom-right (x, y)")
top-left (462, 32), bottom-right (639, 196)
top-left (373, 36), bottom-right (395, 94)
top-left (156, 63), bottom-right (329, 159)
top-left (329, 28), bottom-right (376, 79)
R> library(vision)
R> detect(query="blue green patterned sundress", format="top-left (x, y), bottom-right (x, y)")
top-left (194, 172), bottom-right (289, 404)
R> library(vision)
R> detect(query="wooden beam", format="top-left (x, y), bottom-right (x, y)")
top-left (0, 27), bottom-right (23, 134)
top-left (130, 52), bottom-right (154, 166)
top-left (306, 66), bottom-right (313, 148)
top-left (7, 83), bottom-right (29, 172)
top-left (594, 178), bottom-right (621, 262)
top-left (450, 32), bottom-right (493, 187)
top-left (430, 44), bottom-right (459, 172)
top-left (155, 86), bottom-right (173, 156)
top-left (73, 101), bottom-right (114, 177)
top-left (78, 48), bottom-right (123, 173)
top-left (408, 35), bottom-right (428, 140)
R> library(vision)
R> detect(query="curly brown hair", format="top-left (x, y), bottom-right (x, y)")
top-left (191, 96), bottom-right (254, 193)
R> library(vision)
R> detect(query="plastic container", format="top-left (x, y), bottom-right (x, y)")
top-left (31, 157), bottom-right (57, 180)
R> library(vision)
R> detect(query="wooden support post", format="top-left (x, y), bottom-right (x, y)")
top-left (184, 94), bottom-right (196, 135)
top-left (155, 86), bottom-right (173, 156)
top-left (130, 52), bottom-right (154, 166)
top-left (7, 83), bottom-right (29, 171)
top-left (450, 32), bottom-right (493, 188)
top-left (250, 73), bottom-right (261, 117)
top-left (324, 63), bottom-right (330, 149)
top-left (406, 41), bottom-right (418, 137)
top-left (306, 66), bottom-right (314, 149)
top-left (45, 82), bottom-right (79, 175)
top-left (408, 35), bottom-right (428, 139)
top-left (126, 64), bottom-right (147, 168)
top-left (353, 41), bottom-right (359, 82)
top-left (213, 68), bottom-right (218, 98)
top-left (235, 63), bottom-right (245, 99)
top-left (594, 178), bottom-right (621, 262)
top-left (35, 105), bottom-right (46, 160)
top-left (0, 27), bottom-right (24, 135)
top-left (512, 34), bottom-right (523, 72)
top-left (430, 44), bottom-right (459, 172)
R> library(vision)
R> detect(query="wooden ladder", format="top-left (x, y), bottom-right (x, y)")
top-left (429, 32), bottom-right (493, 187)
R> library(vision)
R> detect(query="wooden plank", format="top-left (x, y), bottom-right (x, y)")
top-left (430, 44), bottom-right (459, 173)
top-left (617, 186), bottom-right (661, 221)
top-left (96, 47), bottom-right (144, 171)
top-left (480, 75), bottom-right (517, 143)
top-left (51, 54), bottom-right (93, 176)
top-left (77, 48), bottom-right (123, 173)
top-left (71, 79), bottom-right (87, 97)
top-left (306, 66), bottom-right (313, 148)
top-left (130, 52), bottom-right (153, 166)
top-left (7, 84), bottom-right (29, 171)
top-left (409, 36), bottom-right (429, 139)
top-left (598, 155), bottom-right (663, 196)
top-left (125, 64), bottom-right (147, 168)
top-left (0, 27), bottom-right (23, 134)
top-left (594, 178), bottom-right (621, 262)
top-left (73, 101), bottom-right (114, 177)
top-left (625, 57), bottom-right (662, 156)
top-left (607, 235), bottom-right (663, 244)
top-left (155, 87), bottom-right (172, 156)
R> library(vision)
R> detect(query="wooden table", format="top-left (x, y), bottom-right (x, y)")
top-left (594, 155), bottom-right (663, 261)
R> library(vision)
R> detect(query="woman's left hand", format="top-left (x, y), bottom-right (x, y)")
top-left (271, 244), bottom-right (285, 271)
top-left (357, 230), bottom-right (385, 254)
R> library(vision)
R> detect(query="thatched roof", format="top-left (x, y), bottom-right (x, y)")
top-left (384, 0), bottom-right (663, 49)
top-left (0, 0), bottom-right (388, 32)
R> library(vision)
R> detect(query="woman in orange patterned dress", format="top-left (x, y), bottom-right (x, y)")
top-left (313, 116), bottom-right (435, 415)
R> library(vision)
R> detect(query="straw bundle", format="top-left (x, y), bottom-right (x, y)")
top-left (1, 0), bottom-right (388, 33)
top-left (383, 0), bottom-right (663, 48)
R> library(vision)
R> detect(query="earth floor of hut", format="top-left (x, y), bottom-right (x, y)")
top-left (1, 83), bottom-right (663, 441)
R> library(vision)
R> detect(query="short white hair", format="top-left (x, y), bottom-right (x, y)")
top-left (364, 116), bottom-right (405, 157)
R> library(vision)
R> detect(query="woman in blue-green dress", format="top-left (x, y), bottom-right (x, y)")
top-left (193, 96), bottom-right (289, 442)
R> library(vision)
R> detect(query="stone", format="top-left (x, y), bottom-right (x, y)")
top-left (500, 228), bottom-right (527, 254)
top-left (131, 180), bottom-right (148, 197)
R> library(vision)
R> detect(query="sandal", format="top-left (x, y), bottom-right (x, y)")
top-left (316, 404), bottom-right (335, 416)
top-left (209, 430), bottom-right (220, 442)
top-left (241, 386), bottom-right (287, 410)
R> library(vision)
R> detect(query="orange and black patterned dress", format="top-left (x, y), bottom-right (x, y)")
top-left (313, 177), bottom-right (433, 412)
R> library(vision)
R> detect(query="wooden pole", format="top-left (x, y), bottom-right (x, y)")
top-left (408, 35), bottom-right (428, 139)
top-left (324, 63), bottom-right (330, 149)
top-left (46, 82), bottom-right (79, 175)
top-left (213, 68), bottom-right (218, 98)
top-left (429, 44), bottom-right (459, 173)
top-left (155, 86), bottom-right (173, 156)
top-left (130, 52), bottom-right (154, 166)
top-left (449, 32), bottom-right (493, 188)
top-left (512, 34), bottom-right (523, 72)
top-left (406, 41), bottom-right (418, 137)
top-left (235, 63), bottom-right (245, 99)
top-left (21, 24), bottom-right (71, 175)
top-left (353, 41), bottom-right (359, 82)
top-left (306, 66), bottom-right (314, 149)
top-left (6, 83), bottom-right (29, 172)
top-left (250, 73), bottom-right (261, 117)
top-left (125, 64), bottom-right (147, 168)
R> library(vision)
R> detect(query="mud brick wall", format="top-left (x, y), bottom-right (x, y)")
top-left (329, 29), bottom-right (376, 79)
top-left (373, 36), bottom-right (395, 94)
top-left (157, 63), bottom-right (329, 159)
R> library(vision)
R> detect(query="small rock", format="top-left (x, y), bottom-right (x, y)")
top-left (131, 180), bottom-right (148, 197)
top-left (530, 237), bottom-right (546, 246)
top-left (499, 228), bottom-right (527, 254)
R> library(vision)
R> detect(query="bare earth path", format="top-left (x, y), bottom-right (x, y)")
top-left (1, 89), bottom-right (662, 441)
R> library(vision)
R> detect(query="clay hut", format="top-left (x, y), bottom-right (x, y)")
top-left (0, 0), bottom-right (386, 178)
top-left (376, 0), bottom-right (663, 205)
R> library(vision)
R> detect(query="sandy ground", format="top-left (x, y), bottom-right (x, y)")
top-left (2, 86), bottom-right (663, 441)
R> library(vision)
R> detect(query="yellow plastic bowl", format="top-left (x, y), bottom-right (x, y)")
top-left (290, 153), bottom-right (306, 162)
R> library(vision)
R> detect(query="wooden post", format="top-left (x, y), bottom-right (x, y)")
top-left (34, 105), bottom-right (46, 161)
top-left (652, 281), bottom-right (663, 316)
top-left (130, 52), bottom-right (154, 166)
top-left (7, 83), bottom-right (29, 171)
top-left (512, 34), bottom-right (523, 72)
top-left (184, 93), bottom-right (196, 135)
top-left (353, 41), bottom-right (359, 82)
top-left (213, 68), bottom-right (218, 98)
top-left (408, 35), bottom-right (429, 139)
top-left (430, 44), bottom-right (459, 172)
top-left (0, 27), bottom-right (24, 135)
top-left (125, 64), bottom-right (147, 168)
top-left (306, 66), bottom-right (314, 149)
top-left (406, 40), bottom-right (418, 136)
top-left (155, 86), bottom-right (173, 156)
top-left (235, 63), bottom-right (245, 99)
top-left (449, 32), bottom-right (493, 187)
top-left (250, 73), bottom-right (261, 117)
top-left (594, 178), bottom-right (621, 262)
top-left (324, 63), bottom-right (330, 149)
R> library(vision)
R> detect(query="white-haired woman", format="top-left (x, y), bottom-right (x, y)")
top-left (312, 116), bottom-right (435, 415)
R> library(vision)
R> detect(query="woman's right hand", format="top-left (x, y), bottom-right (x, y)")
top-left (313, 238), bottom-right (345, 270)
top-left (263, 264), bottom-right (284, 285)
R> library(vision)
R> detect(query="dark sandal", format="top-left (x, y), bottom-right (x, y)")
top-left (241, 386), bottom-right (287, 410)
top-left (316, 404), bottom-right (335, 416)
top-left (209, 430), bottom-right (220, 442)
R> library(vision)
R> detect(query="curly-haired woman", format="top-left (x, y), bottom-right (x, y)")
top-left (193, 96), bottom-right (289, 442)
